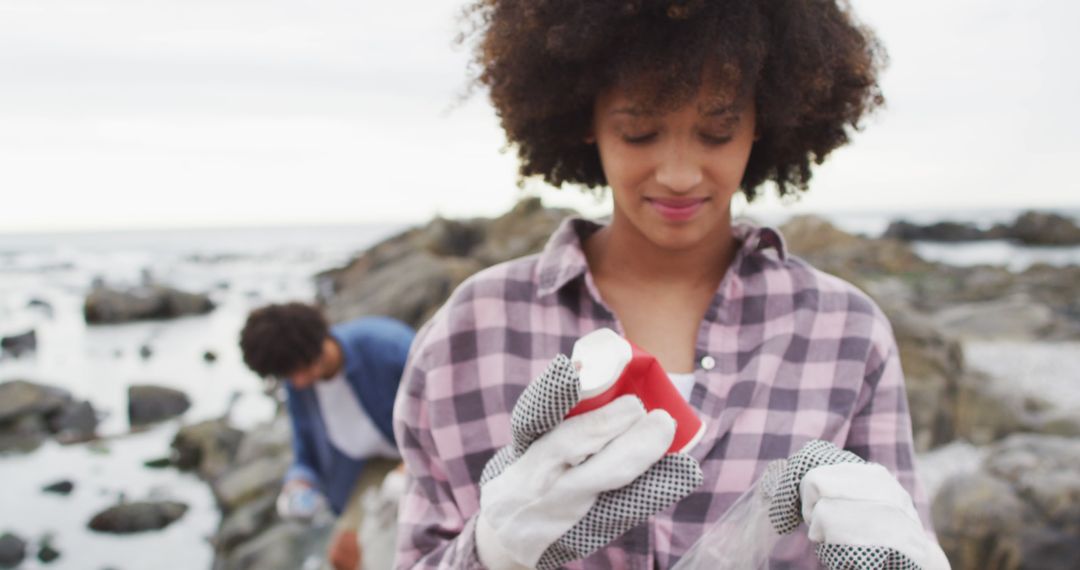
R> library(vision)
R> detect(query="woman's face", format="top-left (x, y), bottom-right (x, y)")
top-left (592, 85), bottom-right (756, 252)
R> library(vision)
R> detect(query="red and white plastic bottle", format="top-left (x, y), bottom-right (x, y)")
top-left (565, 328), bottom-right (705, 455)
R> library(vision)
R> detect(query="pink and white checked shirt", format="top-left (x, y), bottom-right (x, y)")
top-left (393, 218), bottom-right (930, 569)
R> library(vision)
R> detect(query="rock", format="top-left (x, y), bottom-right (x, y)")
top-left (0, 380), bottom-right (92, 453)
top-left (83, 285), bottom-right (214, 324)
top-left (87, 501), bottom-right (189, 534)
top-left (1006, 211), bottom-right (1080, 246)
top-left (49, 400), bottom-right (98, 444)
top-left (0, 414), bottom-right (50, 454)
top-left (231, 415), bottom-right (291, 466)
top-left (779, 215), bottom-right (930, 284)
top-left (212, 455), bottom-right (291, 512)
top-left (0, 329), bottom-right (37, 357)
top-left (128, 385), bottom-right (191, 427)
top-left (884, 220), bottom-right (989, 242)
top-left (214, 494), bottom-right (277, 551)
top-left (0, 380), bottom-right (70, 424)
top-left (933, 435), bottom-right (1080, 569)
top-left (880, 301), bottom-right (963, 451)
top-left (318, 197), bottom-right (572, 328)
top-left (0, 532), bottom-right (27, 568)
top-left (203, 350), bottom-right (218, 363)
top-left (139, 345), bottom-right (153, 360)
top-left (171, 419), bottom-right (245, 480)
top-left (37, 538), bottom-right (60, 563)
top-left (219, 522), bottom-right (330, 570)
top-left (933, 294), bottom-right (1058, 341)
top-left (42, 480), bottom-right (74, 495)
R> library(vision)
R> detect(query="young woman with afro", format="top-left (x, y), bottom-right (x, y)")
top-left (392, 1), bottom-right (947, 568)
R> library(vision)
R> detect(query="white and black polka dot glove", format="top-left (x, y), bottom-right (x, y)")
top-left (475, 355), bottom-right (703, 570)
top-left (762, 440), bottom-right (950, 570)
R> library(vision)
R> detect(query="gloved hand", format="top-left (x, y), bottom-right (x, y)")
top-left (276, 479), bottom-right (329, 522)
top-left (476, 355), bottom-right (703, 570)
top-left (764, 441), bottom-right (950, 570)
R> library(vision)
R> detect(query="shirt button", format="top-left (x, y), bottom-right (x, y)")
top-left (700, 355), bottom-right (716, 371)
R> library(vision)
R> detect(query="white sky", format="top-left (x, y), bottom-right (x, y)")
top-left (0, 0), bottom-right (1077, 232)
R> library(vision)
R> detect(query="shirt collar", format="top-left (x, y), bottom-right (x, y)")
top-left (535, 216), bottom-right (788, 298)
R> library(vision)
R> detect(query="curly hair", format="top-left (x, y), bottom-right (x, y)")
top-left (239, 302), bottom-right (328, 378)
top-left (466, 0), bottom-right (886, 200)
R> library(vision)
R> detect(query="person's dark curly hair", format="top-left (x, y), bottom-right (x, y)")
top-left (239, 302), bottom-right (328, 378)
top-left (465, 0), bottom-right (886, 200)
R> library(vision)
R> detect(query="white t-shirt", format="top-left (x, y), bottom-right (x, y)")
top-left (668, 372), bottom-right (696, 401)
top-left (314, 373), bottom-right (400, 460)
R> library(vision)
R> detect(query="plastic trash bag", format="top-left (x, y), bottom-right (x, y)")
top-left (672, 460), bottom-right (785, 570)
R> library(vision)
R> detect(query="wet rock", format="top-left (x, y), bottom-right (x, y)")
top-left (0, 380), bottom-right (69, 423)
top-left (128, 385), bottom-right (190, 427)
top-left (88, 501), bottom-right (189, 534)
top-left (933, 434), bottom-right (1080, 570)
top-left (0, 532), bottom-right (26, 568)
top-left (83, 285), bottom-right (214, 324)
top-left (42, 480), bottom-right (74, 495)
top-left (0, 380), bottom-right (97, 453)
top-left (37, 537), bottom-right (60, 563)
top-left (171, 419), bottom-right (245, 480)
top-left (49, 400), bottom-right (98, 444)
top-left (0, 329), bottom-right (37, 357)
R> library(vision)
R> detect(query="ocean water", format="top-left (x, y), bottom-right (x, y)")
top-left (0, 210), bottom-right (1077, 568)
top-left (0, 223), bottom-right (401, 570)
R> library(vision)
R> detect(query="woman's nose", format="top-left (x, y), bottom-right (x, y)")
top-left (654, 146), bottom-right (703, 193)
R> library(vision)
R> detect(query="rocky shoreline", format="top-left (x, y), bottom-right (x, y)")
top-left (3, 202), bottom-right (1078, 569)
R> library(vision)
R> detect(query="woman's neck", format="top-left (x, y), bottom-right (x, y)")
top-left (585, 216), bottom-right (737, 290)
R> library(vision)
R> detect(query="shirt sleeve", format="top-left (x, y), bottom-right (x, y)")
top-left (843, 321), bottom-right (935, 532)
top-left (284, 387), bottom-right (321, 487)
top-left (392, 349), bottom-right (487, 570)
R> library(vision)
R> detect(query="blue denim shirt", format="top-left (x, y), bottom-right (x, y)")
top-left (284, 315), bottom-right (415, 514)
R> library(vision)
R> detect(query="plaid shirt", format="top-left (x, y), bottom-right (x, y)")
top-left (393, 218), bottom-right (930, 569)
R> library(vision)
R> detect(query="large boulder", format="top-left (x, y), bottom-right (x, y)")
top-left (128, 384), bottom-right (191, 426)
top-left (1004, 211), bottom-right (1080, 246)
top-left (0, 380), bottom-right (70, 423)
top-left (84, 285), bottom-right (214, 324)
top-left (87, 501), bottom-right (189, 534)
top-left (779, 215), bottom-right (930, 284)
top-left (0, 380), bottom-right (98, 453)
top-left (318, 197), bottom-right (572, 328)
top-left (933, 435), bottom-right (1080, 569)
top-left (884, 220), bottom-right (991, 242)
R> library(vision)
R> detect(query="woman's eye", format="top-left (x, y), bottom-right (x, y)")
top-left (622, 132), bottom-right (658, 145)
top-left (700, 133), bottom-right (733, 146)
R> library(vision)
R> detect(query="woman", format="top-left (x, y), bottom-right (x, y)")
top-left (394, 1), bottom-right (942, 568)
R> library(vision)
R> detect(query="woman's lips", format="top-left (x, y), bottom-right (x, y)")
top-left (647, 198), bottom-right (707, 222)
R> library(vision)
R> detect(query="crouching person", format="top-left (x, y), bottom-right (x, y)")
top-left (240, 302), bottom-right (414, 570)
